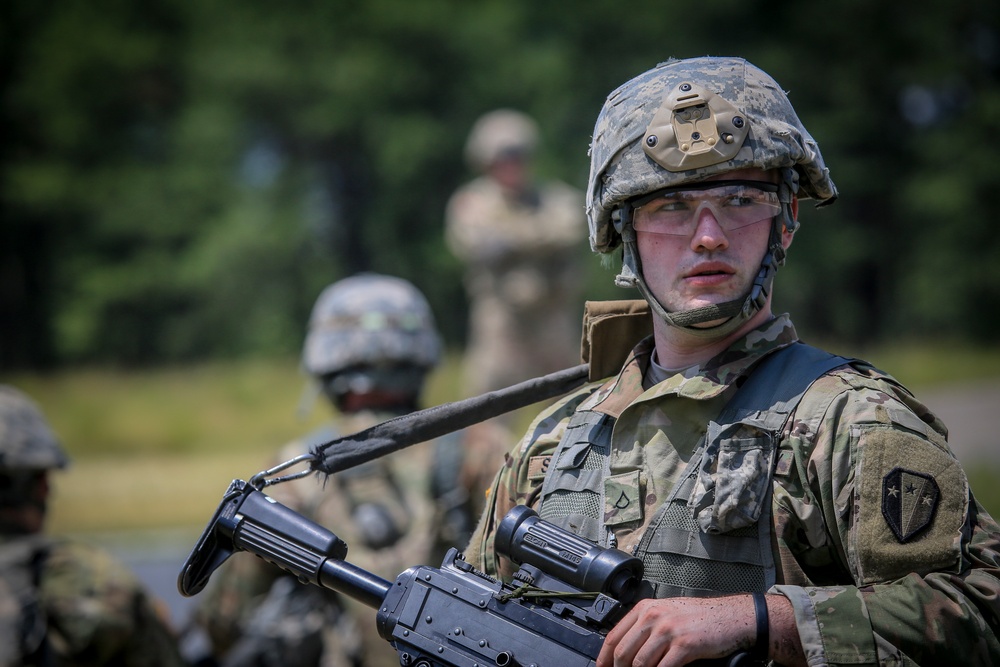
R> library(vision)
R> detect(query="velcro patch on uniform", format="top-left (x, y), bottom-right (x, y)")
top-left (773, 450), bottom-right (794, 478)
top-left (527, 455), bottom-right (553, 482)
top-left (855, 427), bottom-right (966, 584)
top-left (881, 468), bottom-right (940, 543)
top-left (604, 470), bottom-right (643, 526)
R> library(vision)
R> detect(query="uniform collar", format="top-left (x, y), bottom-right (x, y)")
top-left (583, 314), bottom-right (799, 417)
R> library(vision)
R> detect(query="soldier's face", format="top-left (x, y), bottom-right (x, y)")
top-left (635, 168), bottom-right (795, 323)
top-left (488, 154), bottom-right (529, 192)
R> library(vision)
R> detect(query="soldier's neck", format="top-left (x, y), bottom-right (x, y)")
top-left (652, 307), bottom-right (773, 370)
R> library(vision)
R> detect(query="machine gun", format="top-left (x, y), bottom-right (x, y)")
top-left (179, 479), bottom-right (749, 667)
top-left (179, 479), bottom-right (640, 666)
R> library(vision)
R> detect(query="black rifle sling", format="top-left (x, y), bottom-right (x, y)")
top-left (311, 343), bottom-right (847, 477)
top-left (312, 364), bottom-right (590, 475)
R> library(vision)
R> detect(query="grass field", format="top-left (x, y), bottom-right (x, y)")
top-left (5, 344), bottom-right (1000, 537)
top-left (7, 354), bottom-right (477, 536)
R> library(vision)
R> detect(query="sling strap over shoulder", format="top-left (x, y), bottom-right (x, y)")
top-left (718, 342), bottom-right (852, 429)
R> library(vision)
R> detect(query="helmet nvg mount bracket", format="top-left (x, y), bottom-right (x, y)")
top-left (643, 81), bottom-right (750, 173)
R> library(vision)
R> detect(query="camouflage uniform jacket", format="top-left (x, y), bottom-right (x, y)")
top-left (0, 533), bottom-right (186, 667)
top-left (465, 314), bottom-right (1000, 666)
top-left (445, 175), bottom-right (586, 395)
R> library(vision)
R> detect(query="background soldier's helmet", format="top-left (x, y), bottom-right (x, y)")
top-left (302, 273), bottom-right (443, 399)
top-left (0, 385), bottom-right (69, 472)
top-left (464, 109), bottom-right (540, 172)
top-left (586, 56), bottom-right (838, 254)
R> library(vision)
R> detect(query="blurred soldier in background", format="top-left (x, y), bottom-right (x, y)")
top-left (0, 385), bottom-right (187, 667)
top-left (446, 108), bottom-right (586, 395)
top-left (188, 273), bottom-right (446, 667)
top-left (444, 109), bottom-right (588, 519)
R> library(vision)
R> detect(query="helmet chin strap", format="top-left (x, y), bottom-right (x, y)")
top-left (618, 232), bottom-right (781, 340)
top-left (614, 173), bottom-right (797, 340)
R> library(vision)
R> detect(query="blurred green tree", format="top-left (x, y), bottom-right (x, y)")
top-left (1, 0), bottom-right (998, 370)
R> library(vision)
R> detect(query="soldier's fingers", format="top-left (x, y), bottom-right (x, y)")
top-left (597, 607), bottom-right (639, 667)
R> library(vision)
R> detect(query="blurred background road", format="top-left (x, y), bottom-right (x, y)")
top-left (921, 380), bottom-right (1000, 466)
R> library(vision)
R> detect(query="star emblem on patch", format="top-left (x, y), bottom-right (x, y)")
top-left (881, 467), bottom-right (941, 543)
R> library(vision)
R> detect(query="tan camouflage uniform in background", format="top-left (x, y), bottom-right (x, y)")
top-left (189, 274), bottom-right (442, 667)
top-left (446, 109), bottom-right (587, 396)
top-left (0, 385), bottom-right (187, 667)
top-left (465, 57), bottom-right (1000, 665)
top-left (445, 109), bottom-right (588, 518)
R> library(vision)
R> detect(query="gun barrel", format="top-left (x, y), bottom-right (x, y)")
top-left (318, 557), bottom-right (391, 609)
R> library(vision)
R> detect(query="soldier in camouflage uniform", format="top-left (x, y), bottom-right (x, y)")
top-left (189, 273), bottom-right (444, 667)
top-left (446, 108), bottom-right (587, 395)
top-left (0, 385), bottom-right (188, 667)
top-left (464, 57), bottom-right (1000, 666)
top-left (445, 109), bottom-right (589, 521)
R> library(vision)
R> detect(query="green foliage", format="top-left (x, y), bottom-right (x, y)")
top-left (969, 467), bottom-right (1000, 526)
top-left (2, 0), bottom-right (1000, 369)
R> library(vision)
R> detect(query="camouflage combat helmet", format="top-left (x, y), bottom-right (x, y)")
top-left (586, 56), bottom-right (838, 337)
top-left (0, 385), bottom-right (69, 472)
top-left (464, 109), bottom-right (540, 172)
top-left (303, 273), bottom-right (442, 399)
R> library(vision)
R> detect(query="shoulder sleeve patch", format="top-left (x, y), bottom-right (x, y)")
top-left (854, 426), bottom-right (968, 585)
top-left (881, 467), bottom-right (940, 543)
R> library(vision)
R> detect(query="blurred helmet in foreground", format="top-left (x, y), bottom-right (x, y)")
top-left (464, 109), bottom-right (540, 172)
top-left (0, 385), bottom-right (69, 473)
top-left (303, 273), bottom-right (442, 400)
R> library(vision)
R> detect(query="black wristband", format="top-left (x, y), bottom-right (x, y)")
top-left (751, 592), bottom-right (769, 662)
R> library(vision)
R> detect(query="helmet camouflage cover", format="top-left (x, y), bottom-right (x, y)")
top-left (0, 385), bottom-right (69, 472)
top-left (587, 56), bottom-right (837, 253)
top-left (302, 273), bottom-right (443, 380)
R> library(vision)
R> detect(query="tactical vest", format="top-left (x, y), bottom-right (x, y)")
top-left (538, 343), bottom-right (849, 598)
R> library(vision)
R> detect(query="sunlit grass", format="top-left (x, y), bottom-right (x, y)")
top-left (47, 451), bottom-right (259, 534)
top-left (6, 344), bottom-right (1000, 536)
top-left (6, 354), bottom-right (469, 537)
top-left (11, 360), bottom-right (337, 458)
top-left (969, 468), bottom-right (1000, 522)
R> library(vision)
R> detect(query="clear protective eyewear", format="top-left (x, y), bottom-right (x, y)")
top-left (631, 180), bottom-right (781, 236)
